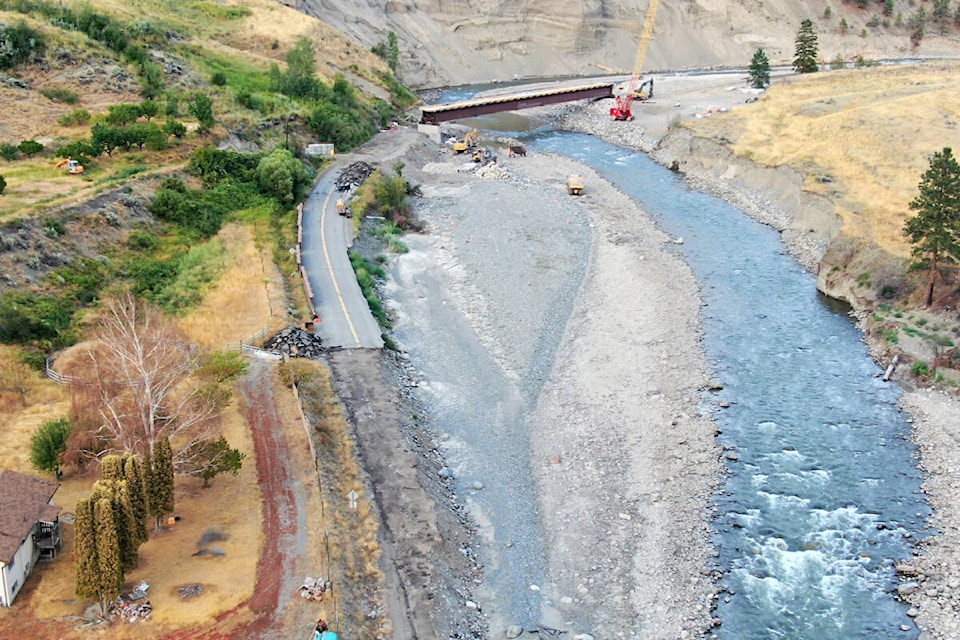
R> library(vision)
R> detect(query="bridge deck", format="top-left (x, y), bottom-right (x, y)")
top-left (419, 82), bottom-right (615, 125)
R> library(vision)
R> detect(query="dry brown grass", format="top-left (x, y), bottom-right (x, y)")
top-left (177, 223), bottom-right (288, 349)
top-left (684, 61), bottom-right (960, 258)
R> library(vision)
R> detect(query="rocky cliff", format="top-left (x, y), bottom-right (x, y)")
top-left (287, 0), bottom-right (959, 88)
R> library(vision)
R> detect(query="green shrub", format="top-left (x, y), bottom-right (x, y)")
top-left (58, 108), bottom-right (92, 126)
top-left (40, 87), bottom-right (79, 104)
top-left (0, 291), bottom-right (75, 347)
top-left (0, 20), bottom-right (45, 69)
top-left (127, 230), bottom-right (159, 250)
top-left (0, 174), bottom-right (6, 194)
top-left (912, 361), bottom-right (930, 377)
top-left (29, 417), bottom-right (71, 474)
top-left (162, 118), bottom-right (186, 138)
top-left (0, 142), bottom-right (18, 161)
top-left (17, 139), bottom-right (43, 156)
top-left (211, 71), bottom-right (227, 86)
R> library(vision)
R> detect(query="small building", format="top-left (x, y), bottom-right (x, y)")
top-left (305, 143), bottom-right (335, 157)
top-left (0, 469), bottom-right (62, 607)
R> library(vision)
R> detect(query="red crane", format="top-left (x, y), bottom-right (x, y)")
top-left (610, 0), bottom-right (661, 121)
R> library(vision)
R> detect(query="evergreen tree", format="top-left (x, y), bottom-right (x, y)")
top-left (94, 498), bottom-right (123, 614)
top-left (904, 147), bottom-right (960, 306)
top-left (123, 454), bottom-right (150, 544)
top-left (101, 454), bottom-right (124, 481)
top-left (74, 498), bottom-right (99, 603)
top-left (189, 93), bottom-right (215, 134)
top-left (387, 31), bottom-right (399, 72)
top-left (748, 48), bottom-right (771, 88)
top-left (793, 19), bottom-right (819, 73)
top-left (147, 437), bottom-right (175, 530)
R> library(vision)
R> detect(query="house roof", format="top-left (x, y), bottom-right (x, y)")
top-left (0, 470), bottom-right (60, 565)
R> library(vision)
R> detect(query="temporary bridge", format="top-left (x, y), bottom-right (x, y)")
top-left (418, 82), bottom-right (615, 125)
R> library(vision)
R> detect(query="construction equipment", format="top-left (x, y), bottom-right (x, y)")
top-left (610, 0), bottom-right (660, 121)
top-left (54, 158), bottom-right (85, 175)
top-left (567, 174), bottom-right (584, 196)
top-left (336, 198), bottom-right (351, 217)
top-left (453, 129), bottom-right (478, 153)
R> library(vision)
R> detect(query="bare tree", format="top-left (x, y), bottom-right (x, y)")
top-left (71, 294), bottom-right (227, 464)
top-left (0, 356), bottom-right (35, 408)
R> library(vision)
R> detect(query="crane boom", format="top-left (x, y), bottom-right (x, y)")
top-left (610, 0), bottom-right (660, 121)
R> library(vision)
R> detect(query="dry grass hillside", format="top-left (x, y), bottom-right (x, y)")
top-left (685, 60), bottom-right (960, 260)
top-left (296, 0), bottom-right (960, 88)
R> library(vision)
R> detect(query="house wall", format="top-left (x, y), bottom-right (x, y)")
top-left (0, 535), bottom-right (36, 607)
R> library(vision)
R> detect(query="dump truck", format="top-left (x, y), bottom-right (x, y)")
top-left (336, 198), bottom-right (351, 218)
top-left (567, 174), bottom-right (584, 195)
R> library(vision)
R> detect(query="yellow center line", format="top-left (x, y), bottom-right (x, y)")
top-left (320, 183), bottom-right (362, 347)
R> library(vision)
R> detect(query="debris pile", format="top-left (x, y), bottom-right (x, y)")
top-left (299, 576), bottom-right (332, 601)
top-left (336, 161), bottom-right (377, 191)
top-left (263, 327), bottom-right (324, 358)
top-left (108, 597), bottom-right (152, 623)
top-left (178, 584), bottom-right (204, 600)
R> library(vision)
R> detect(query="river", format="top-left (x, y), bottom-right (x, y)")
top-left (526, 130), bottom-right (930, 638)
top-left (399, 101), bottom-right (930, 637)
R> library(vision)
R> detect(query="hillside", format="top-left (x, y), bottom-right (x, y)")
top-left (294, 0), bottom-right (960, 88)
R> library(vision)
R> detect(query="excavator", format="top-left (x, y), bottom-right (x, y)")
top-left (610, 0), bottom-right (660, 121)
top-left (453, 129), bottom-right (478, 153)
top-left (54, 158), bottom-right (85, 175)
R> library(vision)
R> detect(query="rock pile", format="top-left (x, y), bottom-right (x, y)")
top-left (336, 161), bottom-right (377, 191)
top-left (263, 327), bottom-right (324, 358)
top-left (299, 576), bottom-right (332, 601)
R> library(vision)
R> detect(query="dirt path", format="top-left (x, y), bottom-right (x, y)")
top-left (240, 360), bottom-right (307, 633)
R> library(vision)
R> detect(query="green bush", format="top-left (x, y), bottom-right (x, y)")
top-left (0, 20), bottom-right (45, 69)
top-left (17, 139), bottom-right (43, 156)
top-left (0, 174), bottom-right (6, 194)
top-left (58, 108), bottom-right (91, 126)
top-left (0, 291), bottom-right (75, 347)
top-left (0, 142), bottom-right (18, 161)
top-left (127, 230), bottom-right (158, 250)
top-left (211, 71), bottom-right (227, 86)
top-left (912, 361), bottom-right (930, 377)
top-left (40, 87), bottom-right (79, 104)
top-left (30, 417), bottom-right (71, 474)
top-left (162, 118), bottom-right (186, 138)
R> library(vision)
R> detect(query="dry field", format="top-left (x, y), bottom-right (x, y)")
top-left (684, 60), bottom-right (960, 258)
top-left (0, 223), bottom-right (286, 638)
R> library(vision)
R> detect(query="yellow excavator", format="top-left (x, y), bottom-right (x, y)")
top-left (610, 0), bottom-right (660, 121)
top-left (54, 158), bottom-right (85, 175)
top-left (453, 129), bottom-right (478, 153)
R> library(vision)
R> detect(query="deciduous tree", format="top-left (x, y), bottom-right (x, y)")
top-left (30, 417), bottom-right (70, 474)
top-left (793, 19), bottom-right (819, 73)
top-left (72, 294), bottom-right (226, 459)
top-left (904, 147), bottom-right (960, 306)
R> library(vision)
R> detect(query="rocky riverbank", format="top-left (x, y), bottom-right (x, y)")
top-left (550, 89), bottom-right (960, 640)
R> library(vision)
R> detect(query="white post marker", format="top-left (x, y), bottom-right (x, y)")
top-left (347, 490), bottom-right (358, 510)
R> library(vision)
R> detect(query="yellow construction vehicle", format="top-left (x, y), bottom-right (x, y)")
top-left (54, 158), bottom-right (85, 175)
top-left (610, 0), bottom-right (660, 121)
top-left (567, 174), bottom-right (584, 196)
top-left (453, 129), bottom-right (478, 153)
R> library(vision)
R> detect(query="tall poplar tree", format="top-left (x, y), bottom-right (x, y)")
top-left (904, 147), bottom-right (960, 306)
top-left (147, 437), bottom-right (175, 530)
top-left (94, 498), bottom-right (123, 614)
top-left (793, 19), bottom-right (819, 73)
top-left (74, 498), bottom-right (99, 604)
top-left (123, 454), bottom-right (150, 544)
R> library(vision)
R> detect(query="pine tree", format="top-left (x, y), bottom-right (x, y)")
top-left (748, 48), bottom-right (771, 88)
top-left (74, 498), bottom-right (99, 603)
top-left (147, 437), bottom-right (175, 530)
top-left (904, 147), bottom-right (960, 306)
top-left (793, 19), bottom-right (819, 73)
top-left (94, 498), bottom-right (123, 615)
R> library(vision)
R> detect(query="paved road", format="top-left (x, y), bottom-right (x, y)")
top-left (301, 163), bottom-right (383, 349)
